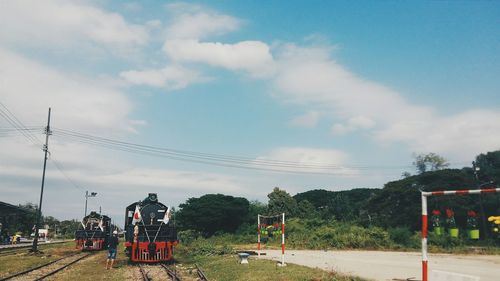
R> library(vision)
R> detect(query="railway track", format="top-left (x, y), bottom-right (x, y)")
top-left (138, 265), bottom-right (151, 281)
top-left (0, 240), bottom-right (70, 253)
top-left (0, 252), bottom-right (91, 281)
top-left (138, 264), bottom-right (186, 281)
top-left (160, 264), bottom-right (181, 281)
top-left (195, 264), bottom-right (208, 281)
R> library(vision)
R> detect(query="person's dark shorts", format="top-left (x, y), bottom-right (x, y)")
top-left (108, 248), bottom-right (117, 259)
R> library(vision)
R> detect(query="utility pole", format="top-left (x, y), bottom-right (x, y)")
top-left (31, 108), bottom-right (51, 253)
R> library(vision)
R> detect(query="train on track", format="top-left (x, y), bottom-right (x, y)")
top-left (124, 193), bottom-right (178, 263)
top-left (75, 211), bottom-right (112, 251)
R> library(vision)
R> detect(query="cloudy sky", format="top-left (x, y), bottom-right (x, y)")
top-left (0, 1), bottom-right (499, 224)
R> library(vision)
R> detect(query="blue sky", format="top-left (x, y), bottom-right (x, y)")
top-left (0, 1), bottom-right (499, 223)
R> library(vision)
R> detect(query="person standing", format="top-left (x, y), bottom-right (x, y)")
top-left (106, 230), bottom-right (119, 269)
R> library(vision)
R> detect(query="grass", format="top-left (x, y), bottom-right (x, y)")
top-left (188, 254), bottom-right (366, 281)
top-left (174, 244), bottom-right (367, 281)
top-left (54, 250), bottom-right (131, 281)
top-left (0, 241), bottom-right (78, 278)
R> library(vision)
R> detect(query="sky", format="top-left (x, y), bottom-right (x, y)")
top-left (0, 0), bottom-right (499, 224)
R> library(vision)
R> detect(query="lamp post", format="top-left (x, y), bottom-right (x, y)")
top-left (84, 191), bottom-right (97, 217)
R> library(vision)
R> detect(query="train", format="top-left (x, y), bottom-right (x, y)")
top-left (124, 193), bottom-right (178, 263)
top-left (75, 211), bottom-right (112, 251)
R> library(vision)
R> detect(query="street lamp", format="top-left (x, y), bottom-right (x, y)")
top-left (84, 191), bottom-right (97, 217)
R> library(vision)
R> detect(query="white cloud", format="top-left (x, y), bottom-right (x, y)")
top-left (156, 3), bottom-right (275, 78)
top-left (164, 3), bottom-right (240, 40)
top-left (289, 111), bottom-right (320, 128)
top-left (163, 39), bottom-right (275, 77)
top-left (0, 0), bottom-right (148, 48)
top-left (0, 48), bottom-right (136, 132)
top-left (274, 44), bottom-right (500, 161)
top-left (332, 116), bottom-right (376, 135)
top-left (120, 65), bottom-right (208, 89)
top-left (255, 147), bottom-right (357, 175)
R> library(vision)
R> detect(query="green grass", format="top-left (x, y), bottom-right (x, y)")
top-left (174, 242), bottom-right (367, 281)
top-left (188, 254), bottom-right (366, 281)
top-left (0, 241), bottom-right (77, 278)
top-left (54, 250), bottom-right (131, 281)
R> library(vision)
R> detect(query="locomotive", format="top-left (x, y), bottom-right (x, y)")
top-left (124, 193), bottom-right (178, 263)
top-left (75, 211), bottom-right (111, 251)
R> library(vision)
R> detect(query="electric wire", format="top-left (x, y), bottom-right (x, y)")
top-left (0, 103), bottom-right (89, 194)
top-left (48, 128), bottom-right (412, 176)
top-left (0, 102), bottom-right (43, 146)
top-left (52, 128), bottom-right (413, 171)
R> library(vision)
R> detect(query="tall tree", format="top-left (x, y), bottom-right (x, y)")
top-left (413, 153), bottom-right (449, 174)
top-left (474, 150), bottom-right (500, 184)
top-left (267, 187), bottom-right (298, 217)
top-left (177, 194), bottom-right (249, 237)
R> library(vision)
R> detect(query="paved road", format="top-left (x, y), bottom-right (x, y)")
top-left (260, 250), bottom-right (500, 281)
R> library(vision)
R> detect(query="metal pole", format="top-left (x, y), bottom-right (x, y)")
top-left (421, 193), bottom-right (428, 281)
top-left (84, 191), bottom-right (88, 217)
top-left (31, 108), bottom-right (51, 253)
top-left (281, 212), bottom-right (285, 266)
top-left (257, 214), bottom-right (261, 257)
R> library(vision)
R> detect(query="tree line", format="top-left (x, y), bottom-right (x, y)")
top-left (176, 150), bottom-right (500, 237)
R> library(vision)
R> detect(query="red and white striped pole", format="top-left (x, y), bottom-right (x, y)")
top-left (421, 187), bottom-right (500, 281)
top-left (257, 214), bottom-right (261, 257)
top-left (421, 193), bottom-right (428, 281)
top-left (281, 212), bottom-right (285, 266)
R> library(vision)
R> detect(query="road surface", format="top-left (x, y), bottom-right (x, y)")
top-left (260, 250), bottom-right (500, 281)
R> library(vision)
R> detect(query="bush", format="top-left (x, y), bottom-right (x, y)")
top-left (388, 227), bottom-right (417, 247)
top-left (187, 237), bottom-right (234, 256)
top-left (285, 218), bottom-right (393, 250)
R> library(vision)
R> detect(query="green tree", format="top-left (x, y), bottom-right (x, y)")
top-left (297, 200), bottom-right (318, 219)
top-left (177, 194), bottom-right (249, 237)
top-left (59, 220), bottom-right (81, 238)
top-left (475, 150), bottom-right (500, 184)
top-left (413, 153), bottom-right (450, 174)
top-left (267, 187), bottom-right (298, 217)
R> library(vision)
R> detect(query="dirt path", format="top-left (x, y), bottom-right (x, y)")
top-left (260, 250), bottom-right (500, 281)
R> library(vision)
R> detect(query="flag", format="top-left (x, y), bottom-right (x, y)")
top-left (132, 205), bottom-right (142, 225)
top-left (163, 207), bottom-right (171, 224)
top-left (98, 219), bottom-right (104, 231)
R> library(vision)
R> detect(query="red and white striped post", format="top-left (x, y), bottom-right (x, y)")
top-left (257, 214), bottom-right (261, 257)
top-left (281, 212), bottom-right (286, 266)
top-left (421, 187), bottom-right (500, 281)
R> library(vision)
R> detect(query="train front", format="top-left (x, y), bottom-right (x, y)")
top-left (75, 211), bottom-right (111, 251)
top-left (124, 193), bottom-right (178, 263)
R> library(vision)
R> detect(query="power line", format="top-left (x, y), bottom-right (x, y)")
top-left (0, 102), bottom-right (44, 146)
top-left (51, 127), bottom-right (413, 176)
top-left (50, 158), bottom-right (86, 192)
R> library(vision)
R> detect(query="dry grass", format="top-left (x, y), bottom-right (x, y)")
top-left (191, 255), bottom-right (366, 281)
top-left (52, 251), bottom-right (130, 281)
top-left (0, 241), bottom-right (77, 278)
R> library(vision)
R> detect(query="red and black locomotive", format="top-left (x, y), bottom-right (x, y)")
top-left (75, 211), bottom-right (111, 251)
top-left (124, 193), bottom-right (178, 263)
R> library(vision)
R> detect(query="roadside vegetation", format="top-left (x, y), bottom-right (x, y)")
top-left (174, 238), bottom-right (367, 281)
top-left (175, 150), bottom-right (500, 254)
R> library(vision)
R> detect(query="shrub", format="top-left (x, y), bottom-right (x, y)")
top-left (388, 227), bottom-right (414, 246)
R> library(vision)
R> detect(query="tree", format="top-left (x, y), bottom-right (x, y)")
top-left (296, 200), bottom-right (318, 219)
top-left (474, 150), bottom-right (500, 184)
top-left (267, 187), bottom-right (298, 217)
top-left (413, 153), bottom-right (449, 174)
top-left (177, 194), bottom-right (249, 237)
